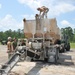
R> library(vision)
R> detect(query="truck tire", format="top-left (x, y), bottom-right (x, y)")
top-left (66, 44), bottom-right (70, 51)
top-left (62, 47), bottom-right (65, 52)
top-left (55, 55), bottom-right (58, 64)
top-left (44, 58), bottom-right (48, 62)
top-left (67, 44), bottom-right (70, 51)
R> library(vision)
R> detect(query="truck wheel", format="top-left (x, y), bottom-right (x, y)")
top-left (55, 55), bottom-right (58, 64)
top-left (31, 58), bottom-right (34, 61)
top-left (66, 44), bottom-right (70, 51)
top-left (44, 58), bottom-right (48, 62)
top-left (62, 47), bottom-right (65, 52)
top-left (67, 44), bottom-right (70, 51)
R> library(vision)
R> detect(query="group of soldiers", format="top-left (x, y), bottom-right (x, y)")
top-left (7, 37), bottom-right (17, 59)
top-left (7, 37), bottom-right (26, 59)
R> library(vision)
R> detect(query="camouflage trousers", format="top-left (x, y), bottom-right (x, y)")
top-left (8, 52), bottom-right (14, 59)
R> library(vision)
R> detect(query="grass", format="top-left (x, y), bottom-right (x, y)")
top-left (70, 43), bottom-right (75, 49)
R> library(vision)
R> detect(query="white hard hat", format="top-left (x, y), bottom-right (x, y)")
top-left (8, 37), bottom-right (12, 40)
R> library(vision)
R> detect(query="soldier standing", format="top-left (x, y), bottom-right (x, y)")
top-left (12, 38), bottom-right (17, 52)
top-left (7, 37), bottom-right (13, 59)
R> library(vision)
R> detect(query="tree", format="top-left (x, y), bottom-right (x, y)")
top-left (0, 29), bottom-right (25, 43)
top-left (17, 29), bottom-right (24, 38)
top-left (0, 32), bottom-right (4, 42)
top-left (73, 28), bottom-right (75, 42)
top-left (61, 27), bottom-right (73, 42)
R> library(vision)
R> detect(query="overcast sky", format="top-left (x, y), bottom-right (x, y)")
top-left (0, 0), bottom-right (75, 31)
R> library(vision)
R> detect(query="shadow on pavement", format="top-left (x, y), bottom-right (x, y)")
top-left (58, 53), bottom-right (74, 66)
top-left (27, 62), bottom-right (44, 75)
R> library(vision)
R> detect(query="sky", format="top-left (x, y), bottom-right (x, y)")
top-left (0, 0), bottom-right (75, 31)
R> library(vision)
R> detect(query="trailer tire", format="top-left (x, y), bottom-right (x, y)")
top-left (67, 44), bottom-right (70, 51)
top-left (44, 58), bottom-right (48, 62)
top-left (55, 55), bottom-right (58, 64)
top-left (62, 47), bottom-right (65, 52)
top-left (66, 44), bottom-right (70, 51)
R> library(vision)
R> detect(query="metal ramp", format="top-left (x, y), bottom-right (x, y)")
top-left (0, 46), bottom-right (40, 75)
top-left (0, 52), bottom-right (20, 75)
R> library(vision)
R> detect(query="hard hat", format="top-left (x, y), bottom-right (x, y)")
top-left (8, 37), bottom-right (12, 40)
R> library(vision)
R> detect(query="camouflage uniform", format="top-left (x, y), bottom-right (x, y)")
top-left (7, 37), bottom-right (13, 59)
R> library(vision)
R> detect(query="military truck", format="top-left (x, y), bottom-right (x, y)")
top-left (0, 6), bottom-right (67, 75)
top-left (60, 34), bottom-right (70, 52)
top-left (23, 6), bottom-right (60, 62)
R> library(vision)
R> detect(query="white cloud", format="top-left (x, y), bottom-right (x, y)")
top-left (0, 14), bottom-right (23, 31)
top-left (0, 4), bottom-right (2, 9)
top-left (18, 0), bottom-right (75, 17)
top-left (22, 14), bottom-right (35, 20)
top-left (51, 3), bottom-right (75, 16)
top-left (60, 20), bottom-right (75, 28)
top-left (61, 20), bottom-right (70, 26)
top-left (18, 0), bottom-right (42, 13)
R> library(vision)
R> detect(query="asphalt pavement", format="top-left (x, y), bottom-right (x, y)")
top-left (0, 45), bottom-right (75, 75)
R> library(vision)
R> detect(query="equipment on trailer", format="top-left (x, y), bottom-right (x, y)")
top-left (0, 46), bottom-right (40, 75)
top-left (0, 44), bottom-right (59, 75)
top-left (0, 6), bottom-right (61, 75)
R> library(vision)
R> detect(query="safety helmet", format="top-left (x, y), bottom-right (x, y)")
top-left (8, 37), bottom-right (12, 40)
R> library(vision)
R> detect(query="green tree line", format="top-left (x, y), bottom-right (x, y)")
top-left (0, 27), bottom-right (75, 43)
top-left (0, 29), bottom-right (25, 42)
top-left (61, 27), bottom-right (75, 43)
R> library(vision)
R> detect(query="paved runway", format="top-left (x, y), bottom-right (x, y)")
top-left (0, 45), bottom-right (75, 75)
